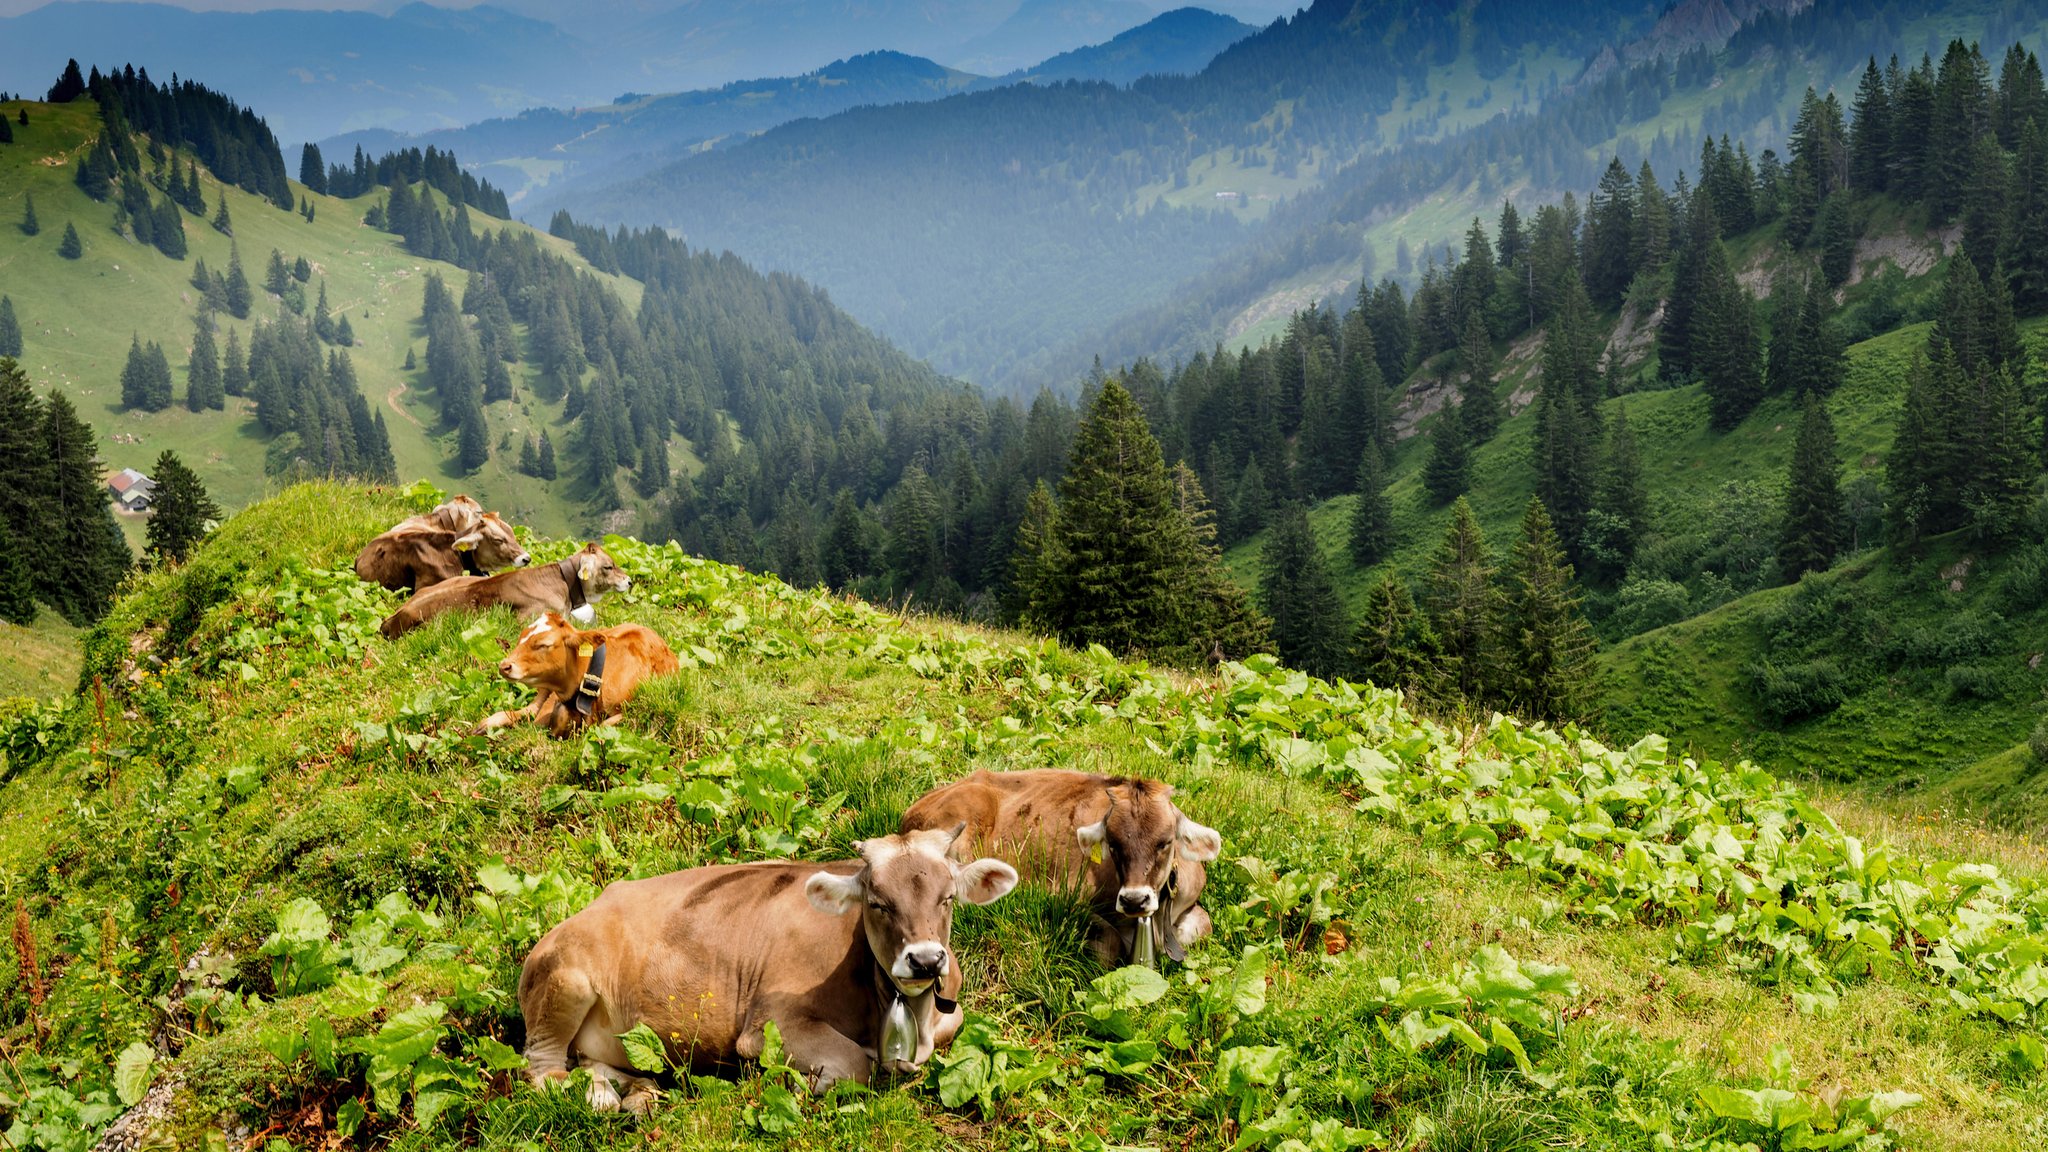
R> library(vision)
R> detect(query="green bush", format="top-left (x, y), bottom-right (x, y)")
top-left (2029, 717), bottom-right (2048, 767)
top-left (1743, 657), bottom-right (1849, 723)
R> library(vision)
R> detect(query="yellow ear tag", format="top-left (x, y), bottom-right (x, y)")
top-left (453, 540), bottom-right (474, 552)
top-left (577, 644), bottom-right (595, 658)
top-left (1088, 843), bottom-right (1103, 865)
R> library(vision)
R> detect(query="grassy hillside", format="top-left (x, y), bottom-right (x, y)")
top-left (3, 483), bottom-right (2048, 1149)
top-left (0, 95), bottom-right (658, 543)
top-left (0, 612), bottom-right (82, 701)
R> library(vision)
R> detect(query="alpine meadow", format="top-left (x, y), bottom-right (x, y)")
top-left (12, 2), bottom-right (2048, 1151)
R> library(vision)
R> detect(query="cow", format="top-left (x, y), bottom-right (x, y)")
top-left (900, 769), bottom-right (1219, 967)
top-left (518, 825), bottom-right (1018, 1111)
top-left (474, 612), bottom-right (679, 737)
top-left (379, 542), bottom-right (631, 639)
top-left (353, 510), bottom-right (530, 592)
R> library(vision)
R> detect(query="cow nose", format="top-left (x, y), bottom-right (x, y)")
top-left (905, 944), bottom-right (947, 978)
top-left (1118, 888), bottom-right (1157, 916)
top-left (513, 553), bottom-right (530, 567)
top-left (497, 660), bottom-right (514, 678)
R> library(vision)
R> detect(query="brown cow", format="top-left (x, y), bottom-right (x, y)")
top-left (901, 769), bottom-right (1219, 967)
top-left (475, 612), bottom-right (679, 737)
top-left (379, 542), bottom-right (631, 638)
top-left (353, 511), bottom-right (530, 592)
top-left (518, 826), bottom-right (1018, 1111)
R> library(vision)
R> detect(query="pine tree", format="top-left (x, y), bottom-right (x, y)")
top-left (152, 194), bottom-right (186, 259)
top-left (1347, 575), bottom-right (1445, 702)
top-left (1778, 395), bottom-right (1844, 580)
top-left (57, 222), bottom-right (82, 260)
top-left (221, 327), bottom-right (247, 397)
top-left (1457, 309), bottom-right (1500, 443)
top-left (2006, 119), bottom-right (2048, 311)
top-left (885, 463), bottom-right (940, 591)
top-left (1699, 240), bottom-right (1763, 430)
top-left (1258, 505), bottom-right (1348, 678)
top-left (1850, 57), bottom-right (1892, 192)
top-left (1423, 404), bottom-right (1469, 505)
top-left (457, 408), bottom-right (489, 472)
top-left (41, 391), bottom-right (130, 623)
top-left (313, 280), bottom-right (335, 342)
top-left (1422, 497), bottom-right (1497, 707)
top-left (537, 429), bottom-right (558, 480)
top-left (0, 518), bottom-right (34, 625)
top-left (1660, 189), bottom-right (1718, 382)
top-left (1347, 441), bottom-right (1393, 567)
top-left (1584, 157), bottom-right (1637, 306)
top-left (1165, 462), bottom-right (1270, 662)
top-left (0, 359), bottom-right (50, 579)
top-left (211, 194), bottom-right (232, 236)
top-left (518, 435), bottom-right (540, 476)
top-left (186, 319), bottom-right (223, 411)
top-left (120, 335), bottom-right (154, 411)
top-left (1497, 497), bottom-right (1598, 724)
top-left (368, 411), bottom-right (396, 482)
top-left (822, 488), bottom-right (878, 591)
top-left (143, 450), bottom-right (220, 565)
top-left (1588, 405), bottom-right (1647, 581)
top-left (1960, 132), bottom-right (2008, 276)
top-left (299, 143), bottom-right (327, 195)
top-left (18, 192), bottom-right (36, 237)
top-left (1226, 454), bottom-right (1271, 543)
top-left (0, 296), bottom-right (20, 358)
top-left (336, 314), bottom-right (354, 347)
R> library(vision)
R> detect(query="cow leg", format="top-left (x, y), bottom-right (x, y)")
top-left (474, 699), bottom-right (541, 733)
top-left (773, 1018), bottom-right (874, 1094)
top-left (520, 965), bottom-right (595, 1090)
top-left (576, 1060), bottom-right (658, 1113)
top-left (1173, 904), bottom-right (1213, 951)
top-left (1090, 913), bottom-right (1126, 967)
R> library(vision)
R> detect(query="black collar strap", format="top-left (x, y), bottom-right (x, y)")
top-left (558, 557), bottom-right (590, 611)
top-left (460, 548), bottom-right (485, 576)
top-left (934, 993), bottom-right (958, 1014)
top-left (569, 638), bottom-right (607, 717)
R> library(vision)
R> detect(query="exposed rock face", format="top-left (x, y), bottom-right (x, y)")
top-left (1582, 0), bottom-right (1811, 81)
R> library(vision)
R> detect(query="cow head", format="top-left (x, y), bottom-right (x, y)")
top-left (497, 612), bottom-right (578, 692)
top-left (1076, 779), bottom-right (1221, 919)
top-left (570, 543), bottom-right (632, 608)
top-left (453, 512), bottom-right (530, 571)
top-left (805, 825), bottom-right (1017, 994)
top-left (423, 494), bottom-right (485, 534)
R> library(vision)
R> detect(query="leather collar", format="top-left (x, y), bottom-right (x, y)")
top-left (557, 557), bottom-right (590, 611)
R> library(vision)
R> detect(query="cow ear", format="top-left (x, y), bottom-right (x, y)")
top-left (805, 870), bottom-right (865, 916)
top-left (1176, 814), bottom-right (1222, 862)
top-left (955, 858), bottom-right (1018, 906)
top-left (452, 531), bottom-right (481, 553)
top-left (1075, 818), bottom-right (1107, 851)
top-left (579, 557), bottom-right (597, 580)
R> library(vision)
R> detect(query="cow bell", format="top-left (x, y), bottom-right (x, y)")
top-left (1131, 915), bottom-right (1157, 969)
top-left (880, 994), bottom-right (917, 1066)
top-left (569, 604), bottom-right (596, 625)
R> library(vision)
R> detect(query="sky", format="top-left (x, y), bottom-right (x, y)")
top-left (0, 0), bottom-right (1305, 23)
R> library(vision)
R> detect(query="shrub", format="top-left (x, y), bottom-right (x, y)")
top-left (1744, 657), bottom-right (1848, 723)
top-left (2028, 717), bottom-right (2048, 767)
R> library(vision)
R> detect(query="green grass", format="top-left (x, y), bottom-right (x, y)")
top-left (0, 609), bottom-right (82, 700)
top-left (0, 97), bottom-right (674, 545)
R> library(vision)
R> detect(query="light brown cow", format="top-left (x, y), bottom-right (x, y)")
top-left (901, 769), bottom-right (1219, 966)
top-left (353, 510), bottom-right (530, 592)
top-left (475, 612), bottom-right (679, 737)
top-left (518, 826), bottom-right (1018, 1111)
top-left (379, 542), bottom-right (631, 639)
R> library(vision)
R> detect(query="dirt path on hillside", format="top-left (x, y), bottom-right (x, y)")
top-left (384, 385), bottom-right (422, 428)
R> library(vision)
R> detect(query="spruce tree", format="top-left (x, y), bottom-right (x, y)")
top-left (1497, 497), bottom-right (1599, 724)
top-left (265, 249), bottom-right (289, 296)
top-left (1259, 505), bottom-right (1348, 678)
top-left (1699, 240), bottom-right (1764, 430)
top-left (143, 450), bottom-right (220, 565)
top-left (458, 408), bottom-right (489, 472)
top-left (57, 222), bottom-right (82, 260)
top-left (2007, 119), bottom-right (2048, 311)
top-left (211, 194), bottom-right (232, 236)
top-left (1347, 574), bottom-right (1445, 703)
top-left (1589, 405), bottom-right (1647, 580)
top-left (537, 429), bottom-right (558, 480)
top-left (120, 335), bottom-right (153, 411)
top-left (221, 327), bottom-right (247, 397)
top-left (369, 410), bottom-right (397, 482)
top-left (0, 518), bottom-right (34, 625)
top-left (1423, 403), bottom-right (1469, 505)
top-left (1165, 462), bottom-right (1271, 662)
top-left (1584, 157), bottom-right (1637, 306)
top-left (823, 489), bottom-right (877, 590)
top-left (222, 243), bottom-right (251, 318)
top-left (1457, 309), bottom-right (1500, 443)
top-left (19, 192), bottom-right (36, 237)
top-left (1778, 395), bottom-right (1844, 580)
top-left (1226, 455), bottom-right (1270, 542)
top-left (152, 194), bottom-right (186, 259)
top-left (1422, 497), bottom-right (1497, 706)
top-left (1660, 189), bottom-right (1718, 382)
top-left (336, 314), bottom-right (354, 347)
top-left (0, 296), bottom-right (20, 358)
top-left (41, 391), bottom-right (130, 622)
top-left (518, 435), bottom-right (539, 476)
top-left (1347, 441), bottom-right (1393, 567)
top-left (0, 359), bottom-right (50, 564)
top-left (186, 319), bottom-right (223, 411)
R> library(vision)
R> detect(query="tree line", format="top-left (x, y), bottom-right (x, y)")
top-left (304, 141), bottom-right (510, 219)
top-left (48, 58), bottom-right (293, 210)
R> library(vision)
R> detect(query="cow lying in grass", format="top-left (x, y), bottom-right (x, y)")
top-left (354, 502), bottom-right (529, 592)
top-left (519, 825), bottom-right (1018, 1111)
top-left (475, 612), bottom-right (678, 737)
top-left (379, 542), bottom-right (631, 638)
top-left (901, 769), bottom-right (1219, 967)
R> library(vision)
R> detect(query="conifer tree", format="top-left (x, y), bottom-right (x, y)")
top-left (1584, 157), bottom-right (1637, 306)
top-left (457, 408), bottom-right (489, 473)
top-left (0, 296), bottom-right (20, 358)
top-left (313, 280), bottom-right (334, 342)
top-left (1699, 240), bottom-right (1763, 430)
top-left (1423, 404), bottom-right (1469, 505)
top-left (885, 462), bottom-right (940, 591)
top-left (1347, 574), bottom-right (1445, 703)
top-left (823, 489), bottom-right (877, 590)
top-left (1588, 405), bottom-right (1647, 580)
top-left (151, 194), bottom-right (186, 259)
top-left (1166, 462), bottom-right (1270, 661)
top-left (143, 450), bottom-right (220, 565)
top-left (211, 194), bottom-right (232, 236)
top-left (0, 518), bottom-right (34, 625)
top-left (41, 391), bottom-right (130, 622)
top-left (1347, 441), bottom-right (1393, 567)
top-left (57, 221), bottom-right (82, 260)
top-left (368, 411), bottom-right (397, 482)
top-left (336, 314), bottom-right (354, 347)
top-left (1422, 497), bottom-right (1496, 707)
top-left (1778, 395), bottom-right (1844, 580)
top-left (1850, 57), bottom-right (1892, 192)
top-left (1226, 454), bottom-right (1271, 542)
top-left (1497, 497), bottom-right (1599, 723)
top-left (186, 319), bottom-right (223, 411)
top-left (18, 192), bottom-right (36, 237)
top-left (536, 429), bottom-right (557, 480)
top-left (1659, 189), bottom-right (1717, 382)
top-left (2007, 119), bottom-right (2048, 311)
top-left (1457, 310), bottom-right (1500, 443)
top-left (299, 143), bottom-right (327, 195)
top-left (221, 242), bottom-right (251, 318)
top-left (1960, 132), bottom-right (2008, 276)
top-left (0, 359), bottom-right (50, 568)
top-left (1259, 505), bottom-right (1348, 678)
top-left (221, 327), bottom-right (247, 397)
top-left (518, 435), bottom-right (539, 476)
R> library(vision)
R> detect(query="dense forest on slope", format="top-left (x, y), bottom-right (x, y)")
top-left (563, 0), bottom-right (1661, 386)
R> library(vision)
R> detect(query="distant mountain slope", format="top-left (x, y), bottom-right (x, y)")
top-left (0, 2), bottom-right (603, 143)
top-left (947, 0), bottom-right (1156, 74)
top-left (565, 0), bottom-right (1654, 387)
top-left (1001, 6), bottom-right (1256, 85)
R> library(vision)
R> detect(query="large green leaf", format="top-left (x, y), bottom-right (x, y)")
top-left (113, 1042), bottom-right (153, 1106)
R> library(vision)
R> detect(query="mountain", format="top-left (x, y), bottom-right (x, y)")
top-left (0, 2), bottom-right (604, 143)
top-left (947, 0), bottom-right (1156, 74)
top-left (319, 51), bottom-right (985, 211)
top-left (1000, 5), bottom-right (1256, 86)
top-left (564, 0), bottom-right (1657, 388)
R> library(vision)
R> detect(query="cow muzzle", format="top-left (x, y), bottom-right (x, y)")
top-left (1117, 887), bottom-right (1159, 917)
top-left (512, 552), bottom-right (531, 567)
top-left (895, 942), bottom-right (948, 985)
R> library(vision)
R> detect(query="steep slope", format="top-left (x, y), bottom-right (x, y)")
top-left (565, 0), bottom-right (1654, 387)
top-left (947, 0), bottom-right (1155, 74)
top-left (2, 481), bottom-right (2046, 1148)
top-left (997, 6), bottom-right (1257, 85)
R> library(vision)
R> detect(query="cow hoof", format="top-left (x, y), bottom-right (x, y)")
top-left (621, 1086), bottom-right (661, 1115)
top-left (586, 1078), bottom-right (622, 1112)
top-left (879, 1058), bottom-right (919, 1077)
